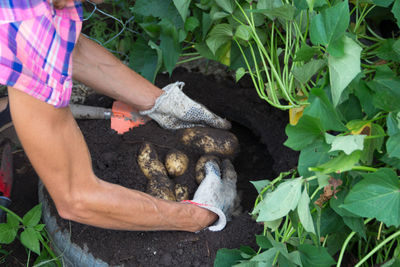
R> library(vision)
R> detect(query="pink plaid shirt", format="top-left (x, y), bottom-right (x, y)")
top-left (0, 1), bottom-right (83, 107)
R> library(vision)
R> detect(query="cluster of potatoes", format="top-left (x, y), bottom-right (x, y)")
top-left (137, 127), bottom-right (239, 201)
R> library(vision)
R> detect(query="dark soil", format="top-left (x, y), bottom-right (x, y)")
top-left (4, 67), bottom-right (298, 266)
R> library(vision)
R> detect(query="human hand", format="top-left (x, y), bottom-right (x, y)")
top-left (184, 159), bottom-right (237, 231)
top-left (52, 0), bottom-right (103, 9)
top-left (139, 82), bottom-right (231, 130)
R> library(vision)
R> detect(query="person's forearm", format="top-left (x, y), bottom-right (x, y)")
top-left (8, 87), bottom-right (216, 232)
top-left (72, 34), bottom-right (162, 111)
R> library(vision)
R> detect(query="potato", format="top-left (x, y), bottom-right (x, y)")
top-left (137, 142), bottom-right (167, 180)
top-left (165, 150), bottom-right (189, 177)
top-left (174, 184), bottom-right (189, 201)
top-left (180, 127), bottom-right (239, 157)
top-left (147, 176), bottom-right (176, 201)
top-left (195, 155), bottom-right (220, 184)
top-left (137, 143), bottom-right (176, 201)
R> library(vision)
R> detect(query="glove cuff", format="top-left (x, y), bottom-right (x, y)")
top-left (182, 200), bottom-right (227, 232)
top-left (139, 82), bottom-right (185, 116)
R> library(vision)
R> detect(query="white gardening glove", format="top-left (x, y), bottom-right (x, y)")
top-left (184, 159), bottom-right (237, 231)
top-left (139, 82), bottom-right (231, 130)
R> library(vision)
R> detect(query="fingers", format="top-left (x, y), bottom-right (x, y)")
top-left (222, 159), bottom-right (237, 183)
top-left (195, 104), bottom-right (231, 130)
top-left (53, 0), bottom-right (67, 9)
top-left (204, 160), bottom-right (221, 178)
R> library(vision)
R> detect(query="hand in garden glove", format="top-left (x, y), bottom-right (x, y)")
top-left (184, 159), bottom-right (237, 231)
top-left (140, 82), bottom-right (231, 130)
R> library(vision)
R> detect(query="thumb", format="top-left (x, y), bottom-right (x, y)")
top-left (221, 159), bottom-right (237, 184)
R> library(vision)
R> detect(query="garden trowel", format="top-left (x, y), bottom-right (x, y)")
top-left (70, 101), bottom-right (151, 134)
top-left (0, 140), bottom-right (13, 223)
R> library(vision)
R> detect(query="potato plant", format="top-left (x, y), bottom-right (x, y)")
top-left (85, 0), bottom-right (400, 266)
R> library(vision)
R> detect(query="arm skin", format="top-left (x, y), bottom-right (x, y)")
top-left (72, 35), bottom-right (162, 111)
top-left (6, 34), bottom-right (217, 232)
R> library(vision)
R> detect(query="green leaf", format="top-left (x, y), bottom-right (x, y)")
top-left (328, 36), bottom-right (362, 106)
top-left (240, 246), bottom-right (257, 259)
top-left (22, 204), bottom-right (42, 227)
top-left (292, 59), bottom-right (326, 84)
top-left (215, 248), bottom-right (243, 267)
top-left (256, 235), bottom-right (272, 249)
top-left (250, 180), bottom-right (270, 194)
top-left (235, 67), bottom-right (246, 82)
top-left (34, 224), bottom-right (46, 232)
top-left (298, 244), bottom-right (336, 267)
top-left (337, 94), bottom-right (364, 121)
top-left (251, 5), bottom-right (297, 21)
top-left (330, 189), bottom-right (359, 218)
top-left (392, 0), bottom-right (400, 28)
top-left (284, 115), bottom-right (324, 151)
top-left (360, 123), bottom-right (385, 165)
top-left (309, 1), bottom-right (349, 50)
top-left (368, 66), bottom-right (400, 112)
top-left (211, 11), bottom-right (230, 20)
top-left (298, 140), bottom-right (331, 178)
top-left (159, 20), bottom-right (181, 75)
top-left (312, 151), bottom-right (361, 174)
top-left (0, 223), bottom-right (17, 244)
top-left (253, 178), bottom-right (303, 222)
top-left (133, 0), bottom-right (183, 27)
top-left (6, 213), bottom-right (20, 229)
top-left (297, 189), bottom-right (316, 234)
top-left (130, 38), bottom-right (161, 83)
top-left (250, 248), bottom-right (277, 264)
top-left (387, 133), bottom-right (400, 159)
top-left (382, 258), bottom-right (400, 267)
top-left (264, 218), bottom-right (283, 231)
top-left (380, 153), bottom-right (400, 169)
top-left (317, 206), bottom-right (346, 236)
top-left (304, 87), bottom-right (346, 132)
top-left (343, 216), bottom-right (366, 239)
top-left (257, 0), bottom-right (283, 10)
top-left (328, 135), bottom-right (366, 155)
top-left (373, 0), bottom-right (394, 7)
top-left (387, 112), bottom-right (400, 136)
top-left (215, 0), bottom-right (235, 13)
top-left (354, 79), bottom-right (379, 118)
top-left (173, 0), bottom-right (191, 21)
top-left (287, 251), bottom-right (303, 267)
top-left (235, 25), bottom-right (251, 41)
top-left (206, 24), bottom-right (233, 55)
top-left (342, 168), bottom-right (400, 227)
top-left (20, 228), bottom-right (41, 255)
top-left (185, 17), bottom-right (200, 32)
top-left (376, 39), bottom-right (400, 62)
top-left (294, 44), bottom-right (322, 62)
top-left (317, 173), bottom-right (330, 188)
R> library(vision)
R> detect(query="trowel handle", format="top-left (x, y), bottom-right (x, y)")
top-left (70, 104), bottom-right (112, 119)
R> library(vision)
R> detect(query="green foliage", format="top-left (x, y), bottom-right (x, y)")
top-left (212, 0), bottom-right (400, 266)
top-left (85, 1), bottom-right (400, 266)
top-left (0, 204), bottom-right (60, 266)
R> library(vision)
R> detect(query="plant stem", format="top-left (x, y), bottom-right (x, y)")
top-left (355, 230), bottom-right (400, 267)
top-left (351, 166), bottom-right (378, 172)
top-left (0, 205), bottom-right (23, 223)
top-left (176, 56), bottom-right (203, 65)
top-left (337, 218), bottom-right (373, 267)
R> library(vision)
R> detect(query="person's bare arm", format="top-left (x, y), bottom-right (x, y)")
top-left (72, 34), bottom-right (162, 111)
top-left (53, 0), bottom-right (104, 10)
top-left (7, 86), bottom-right (216, 231)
